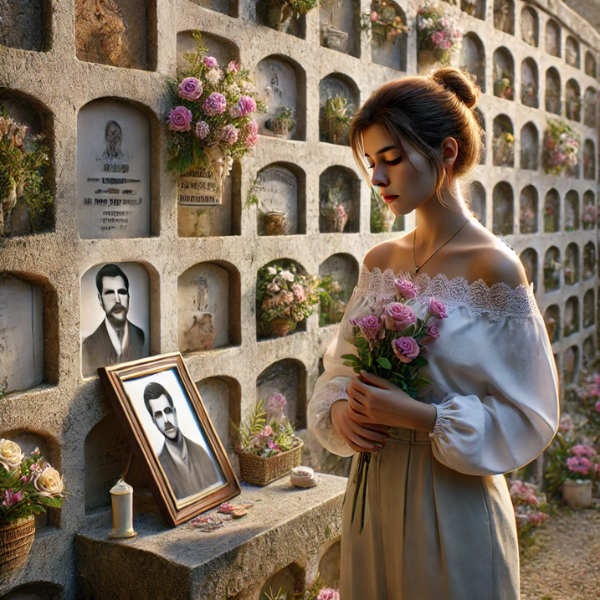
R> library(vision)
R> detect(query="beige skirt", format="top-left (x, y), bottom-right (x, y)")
top-left (340, 427), bottom-right (520, 600)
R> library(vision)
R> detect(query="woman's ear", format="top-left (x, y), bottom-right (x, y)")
top-left (440, 137), bottom-right (458, 168)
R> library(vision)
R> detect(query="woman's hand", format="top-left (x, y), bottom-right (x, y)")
top-left (330, 399), bottom-right (391, 453)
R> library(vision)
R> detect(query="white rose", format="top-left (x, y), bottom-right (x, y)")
top-left (267, 267), bottom-right (277, 275)
top-left (0, 439), bottom-right (24, 472)
top-left (280, 270), bottom-right (295, 282)
top-left (33, 464), bottom-right (64, 497)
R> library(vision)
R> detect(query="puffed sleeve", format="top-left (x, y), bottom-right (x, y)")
top-left (429, 309), bottom-right (560, 476)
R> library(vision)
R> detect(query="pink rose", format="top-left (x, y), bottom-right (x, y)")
top-left (203, 92), bottom-right (227, 116)
top-left (355, 315), bottom-right (384, 349)
top-left (178, 77), bottom-right (204, 101)
top-left (203, 56), bottom-right (218, 68)
top-left (420, 324), bottom-right (440, 345)
top-left (168, 106), bottom-right (193, 131)
top-left (428, 297), bottom-right (448, 319)
top-left (227, 60), bottom-right (239, 74)
top-left (394, 278), bottom-right (417, 300)
top-left (431, 31), bottom-right (445, 47)
top-left (370, 11), bottom-right (378, 22)
top-left (317, 590), bottom-right (340, 600)
top-left (292, 283), bottom-right (306, 302)
top-left (237, 95), bottom-right (257, 116)
top-left (383, 302), bottom-right (416, 332)
top-left (595, 401), bottom-right (600, 414)
top-left (267, 393), bottom-right (287, 408)
top-left (259, 425), bottom-right (274, 438)
top-left (245, 133), bottom-right (258, 148)
top-left (392, 337), bottom-right (420, 363)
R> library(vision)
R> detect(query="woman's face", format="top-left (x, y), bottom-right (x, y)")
top-left (362, 123), bottom-right (439, 216)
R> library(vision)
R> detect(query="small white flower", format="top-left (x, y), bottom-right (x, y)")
top-left (267, 267), bottom-right (277, 275)
top-left (280, 269), bottom-right (295, 282)
top-left (206, 69), bottom-right (223, 86)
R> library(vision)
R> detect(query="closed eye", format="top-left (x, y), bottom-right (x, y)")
top-left (366, 157), bottom-right (402, 169)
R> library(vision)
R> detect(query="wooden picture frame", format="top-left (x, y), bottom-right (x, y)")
top-left (98, 352), bottom-right (240, 526)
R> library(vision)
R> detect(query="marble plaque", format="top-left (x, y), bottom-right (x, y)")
top-left (77, 100), bottom-right (151, 239)
top-left (255, 166), bottom-right (298, 234)
top-left (0, 276), bottom-right (43, 395)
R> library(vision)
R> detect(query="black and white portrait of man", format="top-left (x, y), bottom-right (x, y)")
top-left (102, 119), bottom-right (124, 160)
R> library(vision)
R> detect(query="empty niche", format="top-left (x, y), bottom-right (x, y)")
top-left (255, 56), bottom-right (305, 141)
top-left (564, 346), bottom-right (579, 385)
top-left (543, 305), bottom-right (560, 343)
top-left (320, 0), bottom-right (360, 57)
top-left (520, 249), bottom-right (538, 291)
top-left (469, 181), bottom-right (486, 224)
top-left (564, 298), bottom-right (579, 337)
top-left (319, 166), bottom-right (359, 233)
top-left (77, 99), bottom-right (151, 239)
top-left (565, 79), bottom-right (581, 122)
top-left (75, 0), bottom-right (156, 70)
top-left (583, 140), bottom-right (595, 180)
top-left (493, 48), bottom-right (514, 100)
top-left (521, 6), bottom-right (538, 47)
top-left (565, 190), bottom-right (579, 231)
top-left (462, 0), bottom-right (485, 20)
top-left (318, 539), bottom-right (341, 590)
top-left (460, 33), bottom-right (485, 93)
top-left (85, 412), bottom-right (149, 512)
top-left (492, 115), bottom-right (514, 167)
top-left (545, 68), bottom-right (561, 114)
top-left (259, 562), bottom-right (305, 600)
top-left (583, 289), bottom-right (595, 327)
top-left (519, 185), bottom-right (538, 233)
top-left (564, 243), bottom-right (579, 285)
top-left (493, 0), bottom-right (514, 35)
top-left (584, 88), bottom-right (597, 128)
top-left (492, 182), bottom-right (513, 236)
top-left (583, 336), bottom-right (595, 365)
top-left (0, 582), bottom-right (64, 599)
top-left (521, 59), bottom-right (538, 108)
top-left (191, 0), bottom-right (237, 17)
top-left (520, 122), bottom-right (538, 170)
top-left (583, 242), bottom-right (596, 280)
top-left (256, 359), bottom-right (307, 429)
top-left (254, 163), bottom-right (304, 235)
top-left (585, 51), bottom-right (597, 78)
top-left (545, 19), bottom-right (560, 58)
top-left (0, 0), bottom-right (49, 51)
top-left (176, 31), bottom-right (239, 74)
top-left (178, 262), bottom-right (240, 354)
top-left (544, 189), bottom-right (560, 233)
top-left (319, 74), bottom-right (359, 146)
top-left (565, 36), bottom-right (580, 69)
top-left (474, 108), bottom-right (486, 164)
top-left (318, 253), bottom-right (359, 326)
top-left (543, 246), bottom-right (561, 292)
top-left (80, 262), bottom-right (150, 379)
top-left (582, 190), bottom-right (596, 230)
top-left (369, 0), bottom-right (407, 71)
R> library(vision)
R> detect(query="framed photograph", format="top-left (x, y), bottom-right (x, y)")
top-left (98, 352), bottom-right (240, 526)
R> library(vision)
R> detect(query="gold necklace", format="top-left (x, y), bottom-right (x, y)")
top-left (413, 215), bottom-right (473, 274)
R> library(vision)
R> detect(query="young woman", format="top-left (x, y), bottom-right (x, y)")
top-left (307, 67), bottom-right (559, 599)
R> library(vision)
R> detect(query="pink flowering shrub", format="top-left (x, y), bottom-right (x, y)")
top-left (509, 479), bottom-right (549, 539)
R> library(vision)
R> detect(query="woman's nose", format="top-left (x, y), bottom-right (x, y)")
top-left (370, 164), bottom-right (389, 187)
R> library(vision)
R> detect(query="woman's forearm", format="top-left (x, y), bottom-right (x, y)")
top-left (396, 398), bottom-right (437, 432)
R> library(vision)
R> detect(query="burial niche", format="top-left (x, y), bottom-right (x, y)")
top-left (256, 359), bottom-right (307, 429)
top-left (545, 19), bottom-right (560, 57)
top-left (176, 31), bottom-right (239, 74)
top-left (565, 190), bottom-right (579, 231)
top-left (0, 582), bottom-right (64, 600)
top-left (493, 0), bottom-right (514, 35)
top-left (520, 6), bottom-right (538, 47)
top-left (544, 189), bottom-right (560, 233)
top-left (77, 99), bottom-right (151, 239)
top-left (564, 346), bottom-right (578, 386)
top-left (520, 122), bottom-right (538, 170)
top-left (319, 74), bottom-right (359, 146)
top-left (319, 0), bottom-right (360, 57)
top-left (521, 59), bottom-right (538, 108)
top-left (462, 0), bottom-right (485, 19)
top-left (470, 181), bottom-right (486, 224)
top-left (543, 305), bottom-right (560, 343)
top-left (319, 166), bottom-right (359, 233)
top-left (583, 289), bottom-right (595, 327)
top-left (583, 336), bottom-right (595, 365)
top-left (520, 249), bottom-right (538, 291)
top-left (564, 298), bottom-right (579, 337)
top-left (319, 539), bottom-right (341, 590)
top-left (256, 0), bottom-right (306, 37)
top-left (178, 262), bottom-right (240, 354)
top-left (492, 115), bottom-right (514, 167)
top-left (318, 253), bottom-right (359, 326)
top-left (80, 262), bottom-right (150, 379)
top-left (460, 33), bottom-right (485, 92)
top-left (191, 0), bottom-right (237, 17)
top-left (583, 140), bottom-right (595, 180)
top-left (564, 243), bottom-right (579, 285)
top-left (585, 51), bottom-right (597, 78)
top-left (492, 182), bottom-right (513, 236)
top-left (565, 79), bottom-right (581, 122)
top-left (583, 242), bottom-right (596, 280)
top-left (543, 246), bottom-right (561, 292)
top-left (584, 88), bottom-right (597, 128)
top-left (519, 185), bottom-right (538, 233)
top-left (369, 0), bottom-right (408, 71)
top-left (493, 48), bottom-right (515, 100)
top-left (582, 190), bottom-right (596, 230)
top-left (259, 563), bottom-right (305, 600)
top-left (474, 108), bottom-right (486, 164)
top-left (75, 0), bottom-right (155, 70)
top-left (545, 68), bottom-right (561, 114)
top-left (565, 36), bottom-right (580, 69)
top-left (0, 0), bottom-right (48, 51)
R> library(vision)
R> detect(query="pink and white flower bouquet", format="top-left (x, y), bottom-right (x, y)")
top-left (416, 1), bottom-right (462, 65)
top-left (542, 118), bottom-right (580, 176)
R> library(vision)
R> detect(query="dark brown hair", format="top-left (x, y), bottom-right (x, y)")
top-left (349, 66), bottom-right (484, 210)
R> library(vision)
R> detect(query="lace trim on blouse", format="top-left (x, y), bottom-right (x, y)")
top-left (356, 265), bottom-right (538, 322)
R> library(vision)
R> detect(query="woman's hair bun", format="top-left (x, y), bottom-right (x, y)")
top-left (430, 67), bottom-right (480, 110)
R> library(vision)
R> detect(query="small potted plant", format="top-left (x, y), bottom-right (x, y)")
top-left (493, 72), bottom-right (513, 100)
top-left (320, 96), bottom-right (354, 145)
top-left (416, 1), bottom-right (462, 72)
top-left (320, 185), bottom-right (348, 233)
top-left (232, 395), bottom-right (303, 486)
top-left (492, 131), bottom-right (514, 166)
top-left (317, 276), bottom-right (347, 327)
top-left (266, 106), bottom-right (296, 138)
top-left (361, 1), bottom-right (408, 46)
top-left (542, 118), bottom-right (580, 176)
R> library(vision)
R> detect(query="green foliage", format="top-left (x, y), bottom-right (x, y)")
top-left (320, 96), bottom-right (354, 144)
top-left (231, 397), bottom-right (267, 451)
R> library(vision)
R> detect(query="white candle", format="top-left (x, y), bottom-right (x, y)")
top-left (109, 479), bottom-right (136, 539)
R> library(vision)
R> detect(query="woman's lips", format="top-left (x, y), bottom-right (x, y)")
top-left (382, 195), bottom-right (398, 204)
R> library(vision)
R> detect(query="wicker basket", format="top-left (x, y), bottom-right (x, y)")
top-left (235, 438), bottom-right (303, 486)
top-left (0, 516), bottom-right (35, 576)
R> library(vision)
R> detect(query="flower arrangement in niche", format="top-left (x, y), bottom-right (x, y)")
top-left (361, 1), bottom-right (409, 46)
top-left (318, 275), bottom-right (347, 327)
top-left (320, 184), bottom-right (348, 233)
top-left (493, 71), bottom-right (513, 100)
top-left (582, 203), bottom-right (597, 230)
top-left (519, 204), bottom-right (536, 234)
top-left (0, 113), bottom-right (53, 237)
top-left (320, 96), bottom-right (354, 145)
top-left (416, 1), bottom-right (462, 68)
top-left (542, 118), bottom-right (580, 176)
top-left (492, 132), bottom-right (514, 166)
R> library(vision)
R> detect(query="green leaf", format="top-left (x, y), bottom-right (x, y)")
top-left (341, 354), bottom-right (359, 362)
top-left (376, 357), bottom-right (392, 370)
top-left (35, 495), bottom-right (63, 508)
top-left (414, 357), bottom-right (428, 368)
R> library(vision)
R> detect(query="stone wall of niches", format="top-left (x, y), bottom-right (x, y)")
top-left (0, 0), bottom-right (599, 596)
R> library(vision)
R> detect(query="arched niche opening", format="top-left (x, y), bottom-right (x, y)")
top-left (583, 335), bottom-right (595, 366)
top-left (176, 31), bottom-right (239, 75)
top-left (0, 0), bottom-right (50, 51)
top-left (492, 181), bottom-right (513, 235)
top-left (585, 51), bottom-right (597, 78)
top-left (493, 0), bottom-right (514, 35)
top-left (565, 79), bottom-right (581, 122)
top-left (564, 298), bottom-right (579, 337)
top-left (460, 33), bottom-right (485, 92)
top-left (255, 55), bottom-right (306, 141)
top-left (196, 375), bottom-right (240, 459)
top-left (520, 248), bottom-right (538, 292)
top-left (583, 139), bottom-right (595, 180)
top-left (474, 108), bottom-right (486, 164)
top-left (583, 289), bottom-right (595, 327)
top-left (545, 19), bottom-right (561, 58)
top-left (543, 189), bottom-right (560, 233)
top-left (564, 243), bottom-right (579, 286)
top-left (521, 58), bottom-right (538, 108)
top-left (0, 581), bottom-right (64, 599)
top-left (582, 190), bottom-right (596, 230)
top-left (462, 0), bottom-right (486, 19)
top-left (519, 185), bottom-right (538, 233)
top-left (0, 90), bottom-right (55, 236)
top-left (521, 6), bottom-right (538, 47)
top-left (565, 36), bottom-right (580, 69)
top-left (85, 411), bottom-right (149, 513)
top-left (584, 88), bottom-right (597, 128)
top-left (318, 253), bottom-right (359, 327)
top-left (318, 539), bottom-right (341, 590)
top-left (543, 304), bottom-right (560, 343)
top-left (319, 0), bottom-right (361, 57)
top-left (80, 262), bottom-right (151, 379)
top-left (369, 1), bottom-right (408, 71)
top-left (191, 0), bottom-right (239, 17)
top-left (259, 562), bottom-right (306, 600)
top-left (545, 68), bottom-right (561, 114)
top-left (177, 261), bottom-right (241, 354)
top-left (520, 122), bottom-right (538, 170)
top-left (319, 166), bottom-right (360, 233)
top-left (256, 358), bottom-right (307, 429)
top-left (469, 181), bottom-right (486, 225)
top-left (543, 246), bottom-right (561, 292)
top-left (254, 162), bottom-right (305, 236)
top-left (371, 188), bottom-right (403, 233)
top-left (77, 98), bottom-right (154, 239)
top-left (319, 73), bottom-right (359, 146)
top-left (75, 0), bottom-right (157, 70)
top-left (564, 190), bottom-right (579, 231)
top-left (493, 47), bottom-right (515, 100)
top-left (564, 345), bottom-right (579, 386)
top-left (583, 242), bottom-right (596, 280)
top-left (492, 114), bottom-right (514, 167)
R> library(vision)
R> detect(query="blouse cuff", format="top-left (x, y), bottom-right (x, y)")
top-left (429, 402), bottom-right (451, 439)
top-left (325, 391), bottom-right (350, 430)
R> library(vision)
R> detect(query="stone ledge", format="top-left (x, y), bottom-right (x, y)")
top-left (75, 473), bottom-right (347, 600)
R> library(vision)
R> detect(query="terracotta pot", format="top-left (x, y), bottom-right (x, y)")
top-left (562, 479), bottom-right (592, 509)
top-left (263, 211), bottom-right (287, 235)
top-left (0, 516), bottom-right (35, 577)
top-left (272, 120), bottom-right (289, 137)
top-left (263, 318), bottom-right (293, 337)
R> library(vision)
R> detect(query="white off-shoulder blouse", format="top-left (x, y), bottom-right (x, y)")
top-left (307, 265), bottom-right (560, 476)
